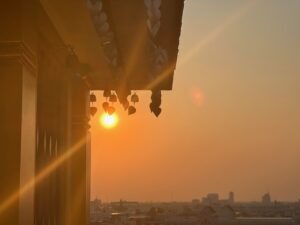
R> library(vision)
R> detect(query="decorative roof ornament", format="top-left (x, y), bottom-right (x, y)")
top-left (90, 92), bottom-right (97, 103)
top-left (144, 0), bottom-right (168, 117)
top-left (109, 93), bottom-right (118, 103)
top-left (87, 0), bottom-right (131, 114)
top-left (90, 106), bottom-right (98, 116)
top-left (89, 92), bottom-right (98, 116)
top-left (131, 93), bottom-right (139, 104)
top-left (145, 0), bottom-right (162, 37)
top-left (102, 102), bottom-right (109, 112)
top-left (87, 0), bottom-right (119, 70)
top-left (86, 0), bottom-right (181, 118)
top-left (127, 92), bottom-right (140, 116)
top-left (116, 88), bottom-right (131, 111)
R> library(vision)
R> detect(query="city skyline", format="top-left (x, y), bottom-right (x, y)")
top-left (1, 1), bottom-right (300, 225)
top-left (90, 192), bottom-right (298, 204)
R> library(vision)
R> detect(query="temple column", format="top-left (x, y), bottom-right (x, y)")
top-left (0, 1), bottom-right (37, 225)
top-left (0, 57), bottom-right (37, 225)
top-left (0, 43), bottom-right (38, 225)
top-left (65, 75), bottom-right (90, 225)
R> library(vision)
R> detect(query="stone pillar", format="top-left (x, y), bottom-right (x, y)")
top-left (0, 54), bottom-right (37, 225)
top-left (0, 1), bottom-right (37, 225)
top-left (65, 75), bottom-right (90, 225)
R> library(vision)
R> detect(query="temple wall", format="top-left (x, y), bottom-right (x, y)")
top-left (0, 62), bottom-right (24, 225)
top-left (0, 1), bottom-right (90, 225)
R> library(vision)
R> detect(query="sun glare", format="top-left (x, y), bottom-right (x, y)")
top-left (100, 113), bottom-right (119, 129)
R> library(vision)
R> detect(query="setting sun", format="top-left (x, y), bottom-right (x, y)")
top-left (99, 113), bottom-right (119, 129)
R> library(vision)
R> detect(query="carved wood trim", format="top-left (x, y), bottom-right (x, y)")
top-left (0, 41), bottom-right (37, 75)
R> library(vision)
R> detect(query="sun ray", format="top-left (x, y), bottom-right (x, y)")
top-left (0, 138), bottom-right (87, 216)
top-left (145, 0), bottom-right (258, 90)
top-left (119, 20), bottom-right (149, 93)
top-left (178, 0), bottom-right (258, 68)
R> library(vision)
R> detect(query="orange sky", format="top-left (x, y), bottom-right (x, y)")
top-left (90, 0), bottom-right (300, 202)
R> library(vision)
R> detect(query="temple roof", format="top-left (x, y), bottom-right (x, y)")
top-left (40, 0), bottom-right (184, 91)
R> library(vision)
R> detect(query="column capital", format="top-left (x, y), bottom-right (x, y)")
top-left (0, 41), bottom-right (37, 75)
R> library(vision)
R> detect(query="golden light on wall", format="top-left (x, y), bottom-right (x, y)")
top-left (99, 113), bottom-right (119, 129)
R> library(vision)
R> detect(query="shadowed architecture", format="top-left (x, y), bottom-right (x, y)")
top-left (0, 0), bottom-right (184, 225)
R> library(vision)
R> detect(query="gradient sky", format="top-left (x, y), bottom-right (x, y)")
top-left (90, 0), bottom-right (300, 202)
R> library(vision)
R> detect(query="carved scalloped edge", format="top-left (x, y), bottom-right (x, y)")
top-left (87, 0), bottom-right (119, 69)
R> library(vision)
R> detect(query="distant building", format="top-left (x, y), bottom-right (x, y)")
top-left (262, 193), bottom-right (272, 204)
top-left (201, 192), bottom-right (235, 205)
top-left (192, 199), bottom-right (201, 205)
top-left (202, 193), bottom-right (220, 205)
top-left (91, 198), bottom-right (102, 214)
top-left (229, 192), bottom-right (235, 204)
top-left (90, 198), bottom-right (103, 222)
top-left (88, 200), bottom-right (300, 225)
top-left (195, 205), bottom-right (297, 225)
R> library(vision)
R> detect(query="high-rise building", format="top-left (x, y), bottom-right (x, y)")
top-left (229, 191), bottom-right (234, 203)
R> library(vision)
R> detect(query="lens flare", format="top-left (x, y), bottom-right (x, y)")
top-left (190, 88), bottom-right (205, 107)
top-left (100, 113), bottom-right (119, 129)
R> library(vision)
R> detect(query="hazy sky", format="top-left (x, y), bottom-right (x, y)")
top-left (90, 0), bottom-right (300, 202)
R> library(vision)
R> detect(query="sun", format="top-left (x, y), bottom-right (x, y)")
top-left (99, 113), bottom-right (119, 129)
